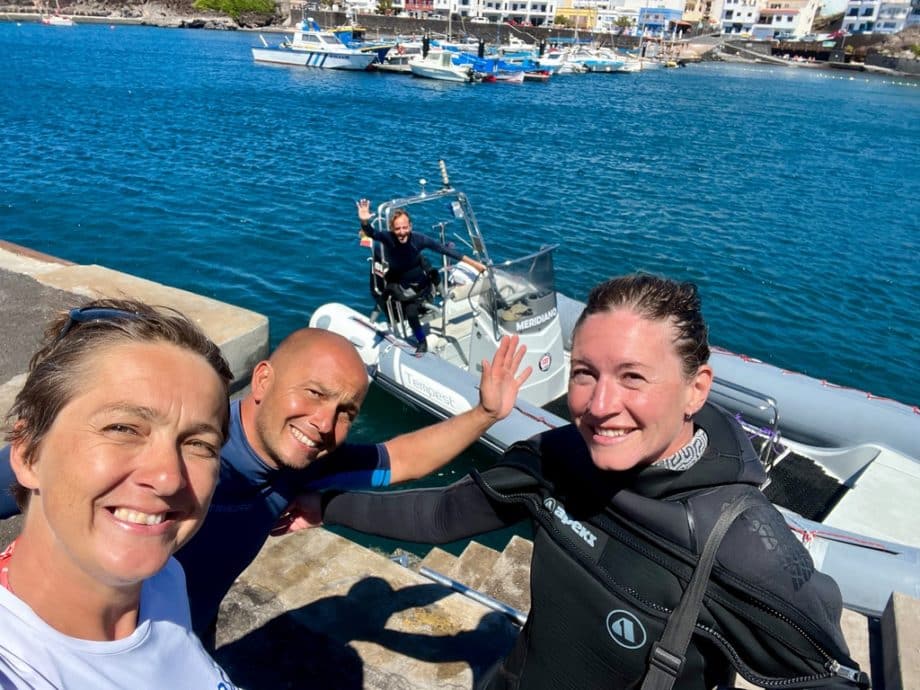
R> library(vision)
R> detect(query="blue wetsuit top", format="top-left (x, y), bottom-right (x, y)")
top-left (0, 399), bottom-right (392, 636)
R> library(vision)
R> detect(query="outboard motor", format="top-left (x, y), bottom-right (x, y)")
top-left (478, 39), bottom-right (485, 58)
top-left (539, 39), bottom-right (546, 56)
top-left (423, 35), bottom-right (430, 57)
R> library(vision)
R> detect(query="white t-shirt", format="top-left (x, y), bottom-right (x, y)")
top-left (0, 558), bottom-right (236, 689)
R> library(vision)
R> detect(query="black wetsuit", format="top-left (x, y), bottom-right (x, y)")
top-left (362, 221), bottom-right (463, 291)
top-left (322, 403), bottom-right (866, 689)
top-left (362, 221), bottom-right (463, 344)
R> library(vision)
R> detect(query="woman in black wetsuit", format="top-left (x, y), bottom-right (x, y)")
top-left (357, 198), bottom-right (485, 353)
top-left (297, 273), bottom-right (867, 689)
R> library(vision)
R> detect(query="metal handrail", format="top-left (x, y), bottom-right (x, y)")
top-left (419, 566), bottom-right (527, 626)
top-left (711, 376), bottom-right (781, 469)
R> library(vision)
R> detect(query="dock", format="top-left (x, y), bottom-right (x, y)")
top-left (0, 241), bottom-right (917, 688)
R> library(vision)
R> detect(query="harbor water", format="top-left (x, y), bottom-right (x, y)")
top-left (1, 24), bottom-right (918, 552)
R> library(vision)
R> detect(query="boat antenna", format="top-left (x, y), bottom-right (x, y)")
top-left (439, 159), bottom-right (451, 189)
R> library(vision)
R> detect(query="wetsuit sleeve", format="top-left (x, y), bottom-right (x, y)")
top-left (322, 475), bottom-right (527, 543)
top-left (416, 233), bottom-right (464, 262)
top-left (362, 222), bottom-right (390, 243)
top-left (300, 443), bottom-right (392, 491)
top-left (0, 446), bottom-right (19, 520)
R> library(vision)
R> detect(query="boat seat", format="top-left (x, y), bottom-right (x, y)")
top-left (368, 240), bottom-right (440, 337)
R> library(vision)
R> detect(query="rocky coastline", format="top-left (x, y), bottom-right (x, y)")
top-left (0, 0), bottom-right (280, 29)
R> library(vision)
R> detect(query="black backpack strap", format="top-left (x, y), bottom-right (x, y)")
top-left (640, 493), bottom-right (761, 690)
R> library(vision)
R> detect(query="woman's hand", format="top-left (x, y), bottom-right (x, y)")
top-left (356, 198), bottom-right (373, 224)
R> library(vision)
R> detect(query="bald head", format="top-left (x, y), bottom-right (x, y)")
top-left (271, 328), bottom-right (367, 385)
top-left (243, 328), bottom-right (370, 470)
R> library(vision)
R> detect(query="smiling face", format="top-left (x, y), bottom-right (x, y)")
top-left (249, 331), bottom-right (369, 470)
top-left (390, 211), bottom-right (412, 244)
top-left (10, 341), bottom-right (226, 590)
top-left (567, 308), bottom-right (712, 472)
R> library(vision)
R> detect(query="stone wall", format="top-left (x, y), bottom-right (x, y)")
top-left (866, 52), bottom-right (920, 75)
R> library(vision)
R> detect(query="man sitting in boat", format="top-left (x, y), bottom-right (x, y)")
top-left (0, 328), bottom-right (532, 648)
top-left (357, 198), bottom-right (485, 353)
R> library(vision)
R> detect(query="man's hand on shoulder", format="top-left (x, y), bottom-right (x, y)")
top-left (478, 334), bottom-right (532, 422)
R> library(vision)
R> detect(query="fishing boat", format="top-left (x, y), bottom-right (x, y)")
top-left (310, 161), bottom-right (920, 618)
top-left (409, 50), bottom-right (477, 83)
top-left (330, 22), bottom-right (395, 64)
top-left (251, 19), bottom-right (377, 71)
top-left (522, 69), bottom-right (552, 82)
top-left (374, 42), bottom-right (423, 74)
top-left (485, 69), bottom-right (525, 84)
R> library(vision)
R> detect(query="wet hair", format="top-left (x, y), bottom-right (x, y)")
top-left (4, 297), bottom-right (233, 510)
top-left (388, 209), bottom-right (411, 232)
top-left (573, 274), bottom-right (710, 379)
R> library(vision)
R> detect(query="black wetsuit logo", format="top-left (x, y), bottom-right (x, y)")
top-left (606, 610), bottom-right (647, 650)
top-left (543, 497), bottom-right (598, 548)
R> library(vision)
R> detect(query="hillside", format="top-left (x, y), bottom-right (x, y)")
top-left (1, 0), bottom-right (281, 27)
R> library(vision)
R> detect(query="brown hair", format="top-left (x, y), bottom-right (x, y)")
top-left (4, 297), bottom-right (233, 510)
top-left (573, 274), bottom-right (710, 380)
top-left (388, 208), bottom-right (411, 232)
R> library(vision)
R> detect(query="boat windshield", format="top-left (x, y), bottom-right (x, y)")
top-left (486, 246), bottom-right (558, 339)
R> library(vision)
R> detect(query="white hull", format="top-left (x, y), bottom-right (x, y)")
top-left (251, 46), bottom-right (374, 70)
top-left (615, 59), bottom-right (643, 73)
top-left (409, 65), bottom-right (472, 82)
top-left (409, 53), bottom-right (473, 82)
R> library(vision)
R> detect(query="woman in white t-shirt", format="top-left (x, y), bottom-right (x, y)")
top-left (0, 298), bottom-right (237, 689)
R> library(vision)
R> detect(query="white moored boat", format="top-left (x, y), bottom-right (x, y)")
top-left (409, 50), bottom-right (476, 83)
top-left (310, 161), bottom-right (920, 618)
top-left (251, 19), bottom-right (376, 71)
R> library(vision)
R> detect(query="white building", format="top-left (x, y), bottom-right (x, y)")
top-left (720, 0), bottom-right (759, 33)
top-left (412, 0), bottom-right (558, 24)
top-left (719, 0), bottom-right (817, 35)
top-left (755, 0), bottom-right (818, 37)
top-left (842, 0), bottom-right (911, 32)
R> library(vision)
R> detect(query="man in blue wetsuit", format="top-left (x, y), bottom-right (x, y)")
top-left (0, 327), bottom-right (532, 645)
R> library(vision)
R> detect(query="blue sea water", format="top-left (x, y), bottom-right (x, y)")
top-left (1, 23), bottom-right (918, 477)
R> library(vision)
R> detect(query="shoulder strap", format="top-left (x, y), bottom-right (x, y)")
top-left (640, 493), bottom-right (761, 690)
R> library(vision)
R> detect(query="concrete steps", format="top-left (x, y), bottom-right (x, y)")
top-left (410, 535), bottom-right (920, 689)
top-left (216, 528), bottom-right (920, 688)
top-left (417, 537), bottom-right (532, 616)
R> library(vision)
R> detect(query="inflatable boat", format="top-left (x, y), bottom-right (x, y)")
top-left (310, 162), bottom-right (920, 616)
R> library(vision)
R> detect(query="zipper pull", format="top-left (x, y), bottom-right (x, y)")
top-left (828, 659), bottom-right (863, 683)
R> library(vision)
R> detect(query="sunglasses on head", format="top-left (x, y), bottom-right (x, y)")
top-left (56, 306), bottom-right (143, 342)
